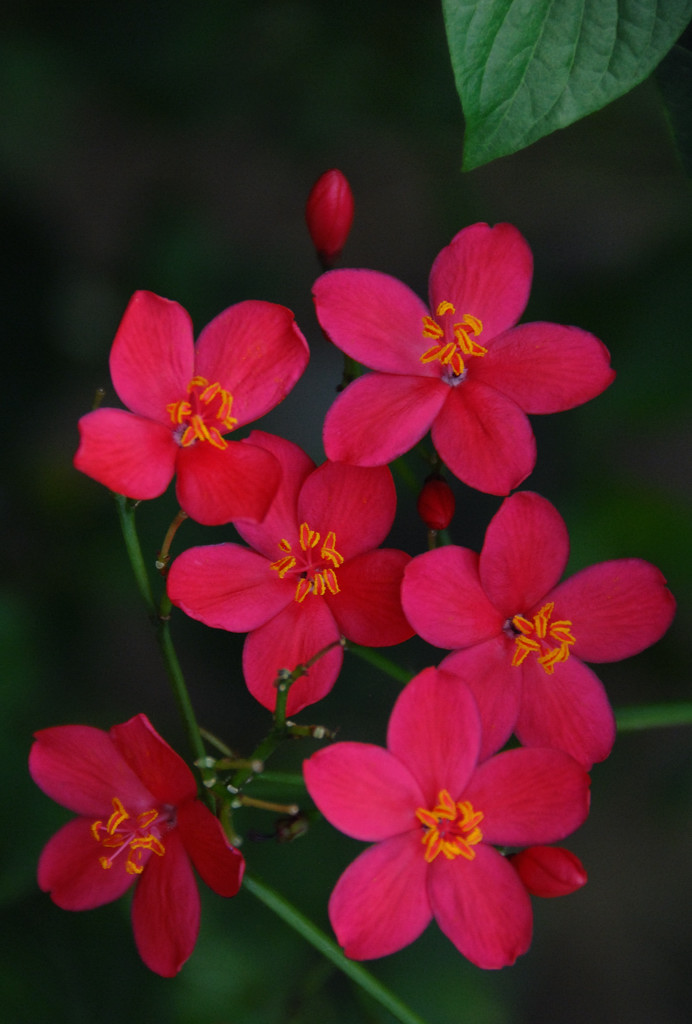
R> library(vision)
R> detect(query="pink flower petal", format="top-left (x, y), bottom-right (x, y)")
top-left (131, 828), bottom-right (200, 977)
top-left (475, 322), bottom-right (615, 412)
top-left (174, 438), bottom-right (280, 526)
top-left (402, 546), bottom-right (502, 649)
top-left (109, 714), bottom-right (197, 808)
top-left (329, 549), bottom-right (413, 646)
top-left (479, 492), bottom-right (570, 615)
top-left (428, 842), bottom-right (533, 969)
top-left (514, 656), bottom-right (616, 768)
top-left (440, 641), bottom-right (521, 761)
top-left (297, 461), bottom-right (397, 559)
top-left (328, 833), bottom-right (432, 959)
top-left (313, 269), bottom-right (433, 374)
top-left (74, 408), bottom-right (177, 499)
top-left (304, 743), bottom-right (424, 840)
top-left (233, 431), bottom-right (315, 558)
top-left (387, 667), bottom-right (480, 807)
top-left (37, 816), bottom-right (135, 910)
top-left (432, 382), bottom-right (536, 495)
top-left (243, 598), bottom-right (342, 714)
top-left (176, 800), bottom-right (245, 897)
top-left (428, 223), bottom-right (533, 343)
top-left (463, 747), bottom-right (590, 847)
top-left (167, 544), bottom-right (293, 632)
top-left (194, 300), bottom-right (309, 426)
top-left (548, 559), bottom-right (676, 662)
top-left (109, 291), bottom-right (194, 422)
top-left (29, 725), bottom-right (153, 817)
top-left (323, 372), bottom-right (447, 466)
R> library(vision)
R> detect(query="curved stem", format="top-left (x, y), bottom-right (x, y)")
top-left (114, 495), bottom-right (156, 615)
top-left (243, 873), bottom-right (428, 1024)
top-left (346, 642), bottom-right (413, 684)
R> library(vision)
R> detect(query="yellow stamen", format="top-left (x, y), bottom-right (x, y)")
top-left (511, 602), bottom-right (576, 674)
top-left (420, 302), bottom-right (486, 378)
top-left (415, 790), bottom-right (484, 863)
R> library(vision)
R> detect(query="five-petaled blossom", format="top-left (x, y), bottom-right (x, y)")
top-left (314, 222), bottom-right (615, 495)
top-left (167, 431), bottom-right (414, 715)
top-left (304, 667), bottom-right (590, 968)
top-left (75, 290), bottom-right (309, 525)
top-left (401, 491), bottom-right (676, 767)
top-left (29, 714), bottom-right (245, 977)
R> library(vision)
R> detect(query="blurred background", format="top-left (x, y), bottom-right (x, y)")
top-left (2, 2), bottom-right (691, 1022)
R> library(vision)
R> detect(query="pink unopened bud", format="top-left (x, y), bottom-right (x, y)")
top-left (417, 476), bottom-right (455, 532)
top-left (305, 169), bottom-right (354, 269)
top-left (511, 846), bottom-right (587, 898)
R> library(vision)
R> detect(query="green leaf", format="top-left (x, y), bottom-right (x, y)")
top-left (442, 0), bottom-right (692, 170)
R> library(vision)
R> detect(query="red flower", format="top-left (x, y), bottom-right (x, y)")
top-left (29, 714), bottom-right (245, 977)
top-left (401, 491), bottom-right (676, 767)
top-left (304, 667), bottom-right (590, 968)
top-left (314, 223), bottom-right (615, 495)
top-left (305, 169), bottom-right (355, 269)
top-left (167, 431), bottom-right (413, 715)
top-left (74, 290), bottom-right (309, 525)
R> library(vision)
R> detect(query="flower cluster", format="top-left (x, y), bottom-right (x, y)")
top-left (31, 172), bottom-right (675, 977)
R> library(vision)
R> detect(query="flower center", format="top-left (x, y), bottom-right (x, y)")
top-left (420, 301), bottom-right (486, 380)
top-left (270, 521), bottom-right (344, 603)
top-left (509, 602), bottom-right (576, 674)
top-left (167, 376), bottom-right (238, 450)
top-left (91, 796), bottom-right (169, 875)
top-left (415, 789), bottom-right (484, 863)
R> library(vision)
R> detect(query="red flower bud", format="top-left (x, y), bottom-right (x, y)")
top-left (511, 845), bottom-right (587, 898)
top-left (305, 169), bottom-right (354, 269)
top-left (417, 476), bottom-right (455, 531)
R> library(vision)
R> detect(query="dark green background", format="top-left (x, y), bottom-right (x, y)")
top-left (2, 2), bottom-right (690, 1022)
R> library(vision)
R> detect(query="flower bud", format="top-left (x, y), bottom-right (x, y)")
top-left (305, 169), bottom-right (354, 269)
top-left (417, 475), bottom-right (455, 532)
top-left (511, 845), bottom-right (587, 898)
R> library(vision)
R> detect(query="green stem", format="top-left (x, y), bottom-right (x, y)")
top-left (347, 643), bottom-right (413, 684)
top-left (114, 495), bottom-right (156, 615)
top-left (243, 873), bottom-right (428, 1024)
top-left (615, 702), bottom-right (692, 732)
top-left (114, 494), bottom-right (209, 785)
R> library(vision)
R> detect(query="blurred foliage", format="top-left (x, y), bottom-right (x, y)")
top-left (1, 2), bottom-right (691, 1023)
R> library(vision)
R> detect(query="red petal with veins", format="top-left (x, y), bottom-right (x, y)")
top-left (328, 833), bottom-right (432, 959)
top-left (479, 492), bottom-right (570, 616)
top-left (29, 725), bottom-right (153, 817)
top-left (547, 559), bottom-right (676, 663)
top-left (242, 598), bottom-right (342, 714)
top-left (428, 223), bottom-right (533, 344)
top-left (387, 668), bottom-right (481, 808)
top-left (175, 438), bottom-right (280, 526)
top-left (194, 300), bottom-right (309, 426)
top-left (330, 549), bottom-right (413, 646)
top-left (313, 268), bottom-right (433, 374)
top-left (109, 714), bottom-right (197, 808)
top-left (304, 743), bottom-right (423, 841)
top-left (402, 546), bottom-right (502, 649)
top-left (177, 800), bottom-right (245, 898)
top-left (432, 381), bottom-right (536, 496)
top-left (74, 408), bottom-right (177, 499)
top-left (429, 843), bottom-right (533, 969)
top-left (323, 372), bottom-right (447, 466)
top-left (475, 322), bottom-right (615, 413)
top-left (131, 828), bottom-right (200, 977)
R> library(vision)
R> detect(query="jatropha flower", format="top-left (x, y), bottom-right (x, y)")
top-left (304, 667), bottom-right (590, 968)
top-left (74, 290), bottom-right (309, 525)
top-left (167, 431), bottom-right (413, 715)
top-left (313, 222), bottom-right (615, 495)
top-left (29, 714), bottom-right (245, 977)
top-left (510, 845), bottom-right (587, 898)
top-left (401, 491), bottom-right (676, 767)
